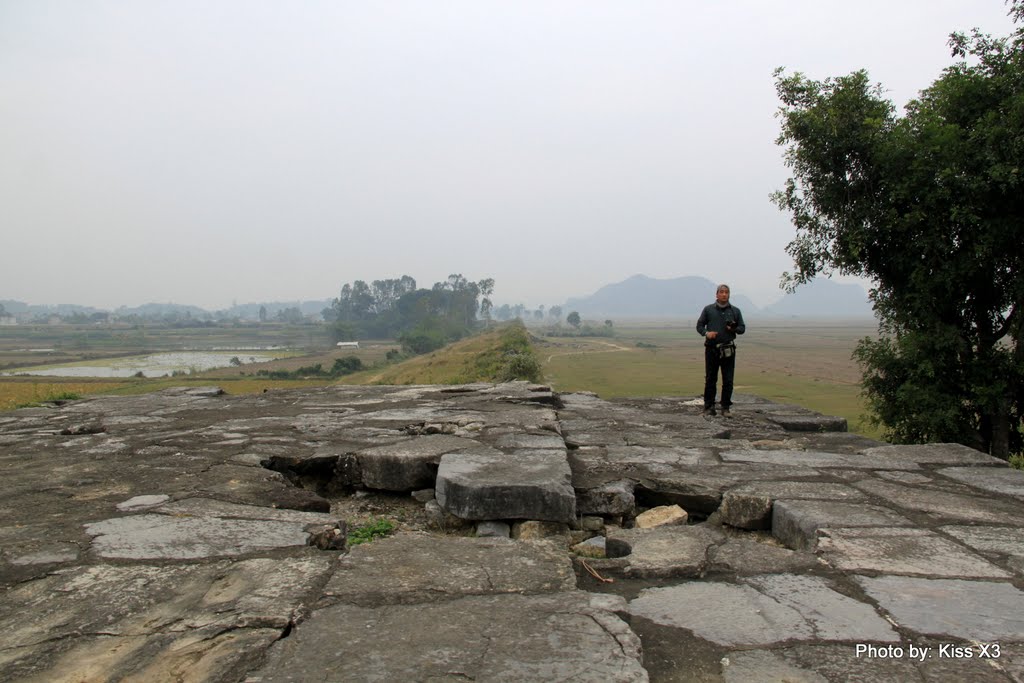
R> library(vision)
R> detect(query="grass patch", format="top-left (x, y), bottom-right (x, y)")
top-left (347, 518), bottom-right (396, 545)
top-left (0, 380), bottom-right (128, 411)
top-left (342, 321), bottom-right (542, 386)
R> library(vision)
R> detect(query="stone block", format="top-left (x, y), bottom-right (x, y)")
top-left (575, 480), bottom-right (636, 516)
top-left (605, 525), bottom-right (722, 578)
top-left (771, 500), bottom-right (911, 550)
top-left (357, 434), bottom-right (478, 491)
top-left (436, 449), bottom-right (576, 523)
top-left (634, 504), bottom-right (688, 529)
top-left (512, 521), bottom-right (570, 541)
top-left (719, 492), bottom-right (773, 530)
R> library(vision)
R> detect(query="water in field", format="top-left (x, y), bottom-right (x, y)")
top-left (3, 351), bottom-right (279, 378)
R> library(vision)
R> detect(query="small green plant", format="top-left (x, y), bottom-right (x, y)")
top-left (347, 517), bottom-right (396, 545)
top-left (1010, 454), bottom-right (1024, 471)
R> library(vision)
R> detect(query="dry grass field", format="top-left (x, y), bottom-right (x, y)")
top-left (537, 318), bottom-right (881, 438)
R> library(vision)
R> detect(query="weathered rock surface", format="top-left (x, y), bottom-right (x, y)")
top-left (435, 448), bottom-right (576, 522)
top-left (3, 382), bottom-right (1024, 682)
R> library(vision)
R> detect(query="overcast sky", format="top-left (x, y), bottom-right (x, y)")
top-left (1, 1), bottom-right (1016, 311)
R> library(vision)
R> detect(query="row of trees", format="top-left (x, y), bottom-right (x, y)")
top-left (322, 274), bottom-right (494, 353)
top-left (774, 2), bottom-right (1024, 457)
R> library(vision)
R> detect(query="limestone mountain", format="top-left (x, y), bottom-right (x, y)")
top-left (563, 275), bottom-right (759, 318)
top-left (762, 279), bottom-right (874, 318)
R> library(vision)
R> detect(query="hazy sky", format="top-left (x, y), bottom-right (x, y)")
top-left (1, 1), bottom-right (1016, 310)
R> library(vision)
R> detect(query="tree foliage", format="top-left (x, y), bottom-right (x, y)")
top-left (773, 4), bottom-right (1024, 456)
top-left (324, 274), bottom-right (492, 354)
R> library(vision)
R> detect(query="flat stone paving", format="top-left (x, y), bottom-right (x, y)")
top-left (2, 383), bottom-right (1024, 681)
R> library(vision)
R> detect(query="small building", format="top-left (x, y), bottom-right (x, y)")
top-left (336, 341), bottom-right (359, 348)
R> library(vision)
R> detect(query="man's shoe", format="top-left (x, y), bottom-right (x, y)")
top-left (721, 407), bottom-right (731, 417)
top-left (702, 407), bottom-right (716, 417)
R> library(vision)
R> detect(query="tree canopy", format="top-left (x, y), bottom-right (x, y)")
top-left (773, 3), bottom-right (1024, 457)
top-left (323, 274), bottom-right (492, 354)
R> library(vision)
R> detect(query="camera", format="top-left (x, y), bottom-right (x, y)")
top-left (725, 321), bottom-right (737, 332)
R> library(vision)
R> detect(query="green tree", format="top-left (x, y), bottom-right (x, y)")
top-left (478, 278), bottom-right (495, 323)
top-left (773, 5), bottom-right (1024, 457)
top-left (567, 311), bottom-right (581, 329)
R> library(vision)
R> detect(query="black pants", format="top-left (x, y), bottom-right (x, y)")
top-left (704, 345), bottom-right (736, 409)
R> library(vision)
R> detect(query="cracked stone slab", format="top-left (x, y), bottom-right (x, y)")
top-left (772, 500), bottom-right (912, 550)
top-left (629, 574), bottom-right (897, 647)
top-left (942, 525), bottom-right (1024, 564)
top-left (856, 576), bottom-right (1024, 641)
top-left (604, 525), bottom-right (723, 578)
top-left (852, 478), bottom-right (1024, 525)
top-left (861, 442), bottom-right (1009, 467)
top-left (707, 537), bottom-right (819, 575)
top-left (720, 481), bottom-right (865, 530)
top-left (436, 448), bottom-right (576, 522)
top-left (323, 532), bottom-right (575, 606)
top-left (252, 592), bottom-right (647, 682)
top-left (817, 527), bottom-right (1011, 578)
top-left (84, 512), bottom-right (333, 559)
top-left (634, 464), bottom-right (826, 515)
top-left (720, 448), bottom-right (919, 470)
top-left (356, 433), bottom-right (481, 491)
top-left (0, 557), bottom-right (332, 681)
top-left (939, 466), bottom-right (1024, 500)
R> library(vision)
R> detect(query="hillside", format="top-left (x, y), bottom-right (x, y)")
top-left (343, 322), bottom-right (541, 386)
top-left (762, 279), bottom-right (874, 318)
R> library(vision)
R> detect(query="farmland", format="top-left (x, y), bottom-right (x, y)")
top-left (0, 319), bottom-right (881, 439)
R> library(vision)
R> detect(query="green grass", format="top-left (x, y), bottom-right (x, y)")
top-left (347, 518), bottom-right (396, 545)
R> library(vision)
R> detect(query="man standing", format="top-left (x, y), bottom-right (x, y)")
top-left (696, 284), bottom-right (746, 416)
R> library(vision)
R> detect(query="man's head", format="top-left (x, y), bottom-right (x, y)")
top-left (716, 284), bottom-right (731, 306)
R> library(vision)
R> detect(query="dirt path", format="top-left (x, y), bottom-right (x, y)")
top-left (544, 339), bottom-right (633, 363)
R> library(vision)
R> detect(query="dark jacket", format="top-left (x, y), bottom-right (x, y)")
top-left (696, 303), bottom-right (746, 346)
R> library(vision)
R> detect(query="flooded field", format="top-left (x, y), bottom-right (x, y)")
top-left (3, 351), bottom-right (284, 378)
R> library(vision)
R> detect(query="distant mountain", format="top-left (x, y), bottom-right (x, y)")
top-left (762, 279), bottom-right (874, 318)
top-left (115, 303), bottom-right (211, 317)
top-left (564, 275), bottom-right (760, 318)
